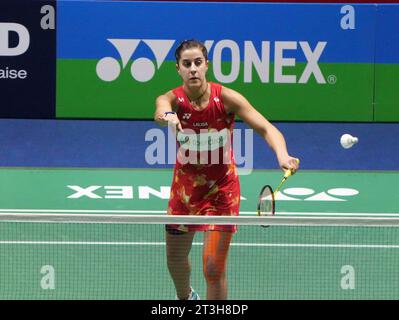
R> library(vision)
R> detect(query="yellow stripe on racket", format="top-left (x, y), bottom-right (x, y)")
top-left (274, 158), bottom-right (300, 196)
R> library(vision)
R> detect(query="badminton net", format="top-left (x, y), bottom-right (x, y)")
top-left (1, 214), bottom-right (399, 299)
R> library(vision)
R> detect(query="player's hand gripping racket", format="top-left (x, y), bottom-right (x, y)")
top-left (257, 159), bottom-right (300, 221)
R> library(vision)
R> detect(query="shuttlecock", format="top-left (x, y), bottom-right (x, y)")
top-left (340, 134), bottom-right (358, 149)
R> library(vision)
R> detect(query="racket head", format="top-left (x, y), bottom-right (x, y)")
top-left (257, 185), bottom-right (275, 216)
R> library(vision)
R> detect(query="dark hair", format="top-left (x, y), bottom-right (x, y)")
top-left (175, 39), bottom-right (208, 63)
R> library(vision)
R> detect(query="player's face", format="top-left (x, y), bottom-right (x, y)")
top-left (176, 48), bottom-right (208, 89)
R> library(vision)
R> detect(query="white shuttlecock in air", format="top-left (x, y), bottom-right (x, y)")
top-left (340, 134), bottom-right (358, 149)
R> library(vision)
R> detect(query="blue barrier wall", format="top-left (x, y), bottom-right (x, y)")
top-left (0, 119), bottom-right (397, 171)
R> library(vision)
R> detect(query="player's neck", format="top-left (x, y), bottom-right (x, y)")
top-left (184, 82), bottom-right (209, 106)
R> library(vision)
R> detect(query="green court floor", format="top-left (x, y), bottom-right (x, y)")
top-left (0, 168), bottom-right (398, 299)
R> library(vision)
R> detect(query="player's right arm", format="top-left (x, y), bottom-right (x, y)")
top-left (154, 91), bottom-right (183, 131)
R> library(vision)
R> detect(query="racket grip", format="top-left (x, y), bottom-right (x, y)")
top-left (284, 170), bottom-right (292, 178)
top-left (284, 158), bottom-right (300, 178)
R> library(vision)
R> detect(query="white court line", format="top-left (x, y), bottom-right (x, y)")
top-left (1, 209), bottom-right (399, 217)
top-left (0, 241), bottom-right (399, 249)
top-left (0, 209), bottom-right (166, 214)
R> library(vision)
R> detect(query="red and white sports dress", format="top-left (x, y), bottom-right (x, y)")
top-left (167, 82), bottom-right (240, 232)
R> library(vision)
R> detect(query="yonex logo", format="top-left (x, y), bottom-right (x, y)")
top-left (203, 40), bottom-right (327, 84)
top-left (96, 39), bottom-right (175, 82)
top-left (182, 113), bottom-right (191, 120)
top-left (66, 185), bottom-right (359, 201)
top-left (96, 38), bottom-right (328, 84)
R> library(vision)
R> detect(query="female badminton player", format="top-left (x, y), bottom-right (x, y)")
top-left (155, 39), bottom-right (299, 300)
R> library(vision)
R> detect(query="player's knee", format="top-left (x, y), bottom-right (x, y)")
top-left (203, 259), bottom-right (225, 284)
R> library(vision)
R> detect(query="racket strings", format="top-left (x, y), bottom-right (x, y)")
top-left (258, 186), bottom-right (274, 216)
top-left (257, 160), bottom-right (299, 218)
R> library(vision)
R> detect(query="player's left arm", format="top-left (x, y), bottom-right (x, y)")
top-left (221, 86), bottom-right (299, 173)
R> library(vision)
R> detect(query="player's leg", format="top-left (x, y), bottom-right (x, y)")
top-left (165, 227), bottom-right (196, 299)
top-left (202, 231), bottom-right (233, 300)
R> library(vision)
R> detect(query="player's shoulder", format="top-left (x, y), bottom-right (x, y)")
top-left (156, 89), bottom-right (178, 106)
top-left (220, 85), bottom-right (245, 103)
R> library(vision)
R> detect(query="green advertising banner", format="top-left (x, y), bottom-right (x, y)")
top-left (375, 65), bottom-right (399, 122)
top-left (56, 2), bottom-right (376, 121)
